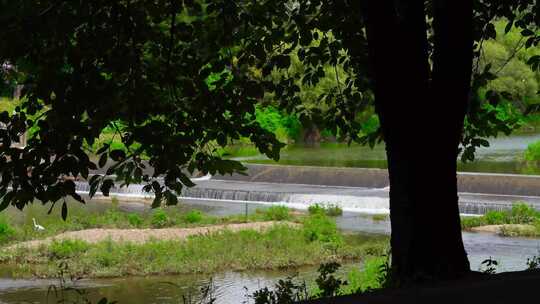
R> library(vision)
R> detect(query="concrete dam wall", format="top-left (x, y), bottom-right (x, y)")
top-left (216, 164), bottom-right (540, 197)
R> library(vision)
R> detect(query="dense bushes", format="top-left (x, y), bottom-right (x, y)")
top-left (49, 239), bottom-right (91, 259)
top-left (525, 140), bottom-right (540, 162)
top-left (0, 219), bottom-right (15, 244)
top-left (262, 205), bottom-right (291, 221)
top-left (302, 214), bottom-right (342, 246)
top-left (255, 105), bottom-right (302, 143)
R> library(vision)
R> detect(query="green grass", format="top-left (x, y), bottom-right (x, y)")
top-left (525, 140), bottom-right (540, 162)
top-left (262, 205), bottom-right (291, 221)
top-left (307, 204), bottom-right (343, 217)
top-left (341, 256), bottom-right (388, 294)
top-left (499, 224), bottom-right (540, 237)
top-left (461, 203), bottom-right (539, 229)
top-left (0, 219), bottom-right (15, 244)
top-left (184, 210), bottom-right (204, 223)
top-left (49, 239), bottom-right (91, 259)
top-left (372, 214), bottom-right (389, 222)
top-left (461, 203), bottom-right (540, 237)
top-left (0, 203), bottom-right (303, 246)
top-left (303, 214), bottom-right (342, 245)
top-left (0, 224), bottom-right (389, 279)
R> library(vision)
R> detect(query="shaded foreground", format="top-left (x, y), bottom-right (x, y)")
top-left (301, 269), bottom-right (540, 304)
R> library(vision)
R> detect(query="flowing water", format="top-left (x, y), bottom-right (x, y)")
top-left (1, 199), bottom-right (540, 303)
top-left (1, 133), bottom-right (540, 303)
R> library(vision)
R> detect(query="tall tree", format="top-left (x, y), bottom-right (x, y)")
top-left (363, 0), bottom-right (473, 282)
top-left (0, 0), bottom-right (538, 284)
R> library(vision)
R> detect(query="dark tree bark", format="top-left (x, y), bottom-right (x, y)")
top-left (363, 1), bottom-right (473, 283)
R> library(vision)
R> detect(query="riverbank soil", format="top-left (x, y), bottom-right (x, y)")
top-left (5, 221), bottom-right (299, 250)
top-left (300, 270), bottom-right (540, 304)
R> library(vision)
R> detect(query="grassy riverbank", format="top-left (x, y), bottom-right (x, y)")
top-left (0, 202), bottom-right (387, 279)
top-left (0, 201), bottom-right (303, 246)
top-left (461, 203), bottom-right (540, 237)
top-left (0, 225), bottom-right (387, 279)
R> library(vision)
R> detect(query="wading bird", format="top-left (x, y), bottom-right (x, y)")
top-left (32, 218), bottom-right (45, 231)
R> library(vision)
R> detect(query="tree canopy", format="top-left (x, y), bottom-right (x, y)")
top-left (0, 0), bottom-right (538, 215)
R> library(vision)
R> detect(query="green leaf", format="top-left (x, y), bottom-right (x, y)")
top-left (0, 195), bottom-right (10, 212)
top-left (98, 153), bottom-right (108, 168)
top-left (100, 179), bottom-right (115, 196)
top-left (274, 55), bottom-right (291, 69)
top-left (151, 194), bottom-right (162, 208)
top-left (61, 201), bottom-right (68, 221)
top-left (504, 20), bottom-right (513, 34)
top-left (521, 28), bottom-right (534, 36)
top-left (97, 144), bottom-right (110, 154)
top-left (485, 23), bottom-right (496, 39)
top-left (165, 190), bottom-right (178, 206)
top-left (109, 149), bottom-right (126, 161)
top-left (179, 173), bottom-right (196, 187)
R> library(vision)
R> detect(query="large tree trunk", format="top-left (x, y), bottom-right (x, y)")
top-left (363, 1), bottom-right (473, 284)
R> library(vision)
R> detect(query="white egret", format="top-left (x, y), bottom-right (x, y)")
top-left (32, 218), bottom-right (45, 231)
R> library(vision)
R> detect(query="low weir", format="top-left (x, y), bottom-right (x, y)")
top-left (76, 164), bottom-right (540, 215)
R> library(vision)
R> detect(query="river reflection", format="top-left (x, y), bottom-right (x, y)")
top-left (0, 264), bottom-right (361, 304)
top-left (238, 133), bottom-right (540, 175)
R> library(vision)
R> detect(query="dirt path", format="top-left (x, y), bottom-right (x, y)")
top-left (6, 221), bottom-right (299, 250)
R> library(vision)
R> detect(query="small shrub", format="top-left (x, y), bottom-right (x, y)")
top-left (251, 276), bottom-right (309, 303)
top-left (0, 220), bottom-right (15, 244)
top-left (93, 240), bottom-right (118, 267)
top-left (461, 216), bottom-right (486, 229)
top-left (524, 140), bottom-right (540, 162)
top-left (151, 209), bottom-right (170, 228)
top-left (499, 224), bottom-right (538, 237)
top-left (479, 257), bottom-right (498, 274)
top-left (527, 255), bottom-right (540, 270)
top-left (308, 204), bottom-right (325, 215)
top-left (510, 203), bottom-right (537, 224)
top-left (342, 256), bottom-right (388, 294)
top-left (264, 206), bottom-right (291, 221)
top-left (184, 210), bottom-right (204, 224)
top-left (325, 204), bottom-right (343, 217)
top-left (302, 214), bottom-right (342, 245)
top-left (49, 240), bottom-right (90, 259)
top-left (314, 262), bottom-right (345, 298)
top-left (127, 213), bottom-right (143, 227)
top-left (308, 204), bottom-right (343, 217)
top-left (102, 208), bottom-right (124, 226)
top-left (484, 211), bottom-right (507, 225)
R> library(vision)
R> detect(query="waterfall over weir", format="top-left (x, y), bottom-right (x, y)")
top-left (74, 179), bottom-right (540, 215)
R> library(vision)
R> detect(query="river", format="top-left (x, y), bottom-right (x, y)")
top-left (1, 199), bottom-right (539, 304)
top-left (1, 133), bottom-right (539, 303)
top-left (237, 133), bottom-right (540, 175)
